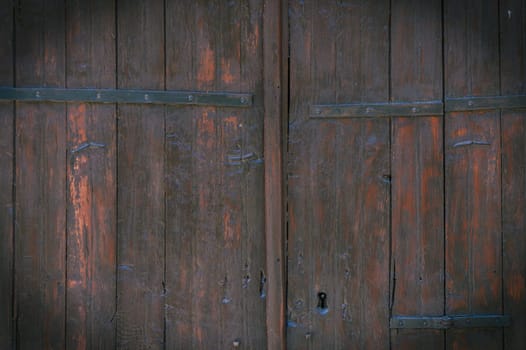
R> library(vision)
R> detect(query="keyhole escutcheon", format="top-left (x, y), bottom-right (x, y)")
top-left (317, 292), bottom-right (328, 315)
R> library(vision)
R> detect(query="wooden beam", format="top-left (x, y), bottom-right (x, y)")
top-left (263, 0), bottom-right (287, 348)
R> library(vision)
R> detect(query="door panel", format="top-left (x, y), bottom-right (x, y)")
top-left (445, 1), bottom-right (502, 348)
top-left (287, 0), bottom-right (525, 349)
top-left (287, 0), bottom-right (390, 348)
top-left (390, 0), bottom-right (444, 348)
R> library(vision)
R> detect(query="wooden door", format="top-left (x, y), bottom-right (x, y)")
top-left (1, 0), bottom-right (269, 349)
top-left (287, 0), bottom-right (526, 349)
top-left (1, 0), bottom-right (526, 349)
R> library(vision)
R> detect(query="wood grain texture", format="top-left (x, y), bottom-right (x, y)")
top-left (445, 112), bottom-right (502, 349)
top-left (0, 0), bottom-right (13, 347)
top-left (445, 0), bottom-right (500, 98)
top-left (445, 0), bottom-right (502, 348)
top-left (501, 0), bottom-right (526, 349)
top-left (116, 0), bottom-right (165, 348)
top-left (263, 0), bottom-right (286, 348)
top-left (165, 1), bottom-right (266, 348)
top-left (65, 0), bottom-right (116, 348)
top-left (390, 1), bottom-right (444, 349)
top-left (15, 0), bottom-right (67, 348)
top-left (502, 113), bottom-right (526, 350)
top-left (391, 117), bottom-right (443, 349)
top-left (288, 1), bottom-right (390, 348)
top-left (164, 1), bottom-right (196, 348)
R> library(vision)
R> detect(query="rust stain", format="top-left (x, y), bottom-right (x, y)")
top-left (249, 25), bottom-right (259, 54)
top-left (224, 115), bottom-right (238, 127)
top-left (223, 211), bottom-right (234, 241)
top-left (221, 58), bottom-right (235, 85)
top-left (197, 46), bottom-right (215, 84)
top-left (507, 274), bottom-right (525, 302)
top-left (453, 124), bottom-right (468, 139)
top-left (223, 210), bottom-right (241, 246)
top-left (69, 104), bottom-right (88, 142)
top-left (195, 327), bottom-right (203, 343)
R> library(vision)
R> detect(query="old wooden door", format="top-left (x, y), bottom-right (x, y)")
top-left (1, 0), bottom-right (526, 349)
top-left (287, 0), bottom-right (525, 349)
top-left (1, 0), bottom-right (271, 349)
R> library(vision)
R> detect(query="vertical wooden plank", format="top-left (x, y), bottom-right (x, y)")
top-left (165, 1), bottom-right (267, 348)
top-left (15, 0), bottom-right (66, 348)
top-left (445, 1), bottom-right (501, 348)
top-left (116, 0), bottom-right (165, 348)
top-left (501, 115), bottom-right (526, 350)
top-left (65, 0), bottom-right (116, 348)
top-left (0, 0), bottom-right (13, 347)
top-left (288, 0), bottom-right (390, 348)
top-left (164, 1), bottom-right (196, 347)
top-left (263, 0), bottom-right (286, 348)
top-left (501, 0), bottom-right (526, 349)
top-left (390, 0), bottom-right (444, 349)
top-left (242, 1), bottom-right (268, 347)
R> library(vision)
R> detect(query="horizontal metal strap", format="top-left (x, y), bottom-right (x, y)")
top-left (0, 87), bottom-right (252, 107)
top-left (390, 315), bottom-right (511, 329)
top-left (311, 101), bottom-right (444, 118)
top-left (310, 95), bottom-right (526, 118)
top-left (446, 95), bottom-right (526, 112)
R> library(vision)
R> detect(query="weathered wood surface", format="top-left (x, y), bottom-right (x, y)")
top-left (445, 0), bottom-right (502, 349)
top-left (288, 0), bottom-right (390, 348)
top-left (501, 0), bottom-right (526, 349)
top-left (164, 1), bottom-right (266, 349)
top-left (263, 0), bottom-right (287, 348)
top-left (390, 1), bottom-right (444, 349)
top-left (0, 0), bottom-right (13, 347)
top-left (15, 0), bottom-right (67, 349)
top-left (3, 0), bottom-right (526, 349)
top-left (66, 0), bottom-right (117, 348)
top-left (116, 0), bottom-right (165, 348)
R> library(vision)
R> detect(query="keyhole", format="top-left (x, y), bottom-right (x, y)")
top-left (317, 292), bottom-right (328, 315)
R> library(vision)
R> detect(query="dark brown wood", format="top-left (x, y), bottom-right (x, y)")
top-left (4, 1), bottom-right (526, 348)
top-left (15, 0), bottom-right (67, 348)
top-left (501, 0), bottom-right (526, 349)
top-left (65, 0), bottom-right (116, 348)
top-left (502, 113), bottom-right (526, 350)
top-left (264, 0), bottom-right (286, 349)
top-left (391, 119), bottom-right (444, 348)
top-left (288, 1), bottom-right (390, 348)
top-left (390, 1), bottom-right (444, 349)
top-left (165, 1), bottom-right (267, 348)
top-left (116, 0), bottom-right (165, 348)
top-left (445, 0), bottom-right (502, 349)
top-left (0, 0), bottom-right (13, 347)
top-left (164, 1), bottom-right (197, 348)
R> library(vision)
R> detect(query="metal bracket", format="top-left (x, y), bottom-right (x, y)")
top-left (311, 100), bottom-right (443, 118)
top-left (445, 95), bottom-right (526, 112)
top-left (390, 315), bottom-right (511, 329)
top-left (310, 94), bottom-right (526, 118)
top-left (0, 87), bottom-right (253, 107)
